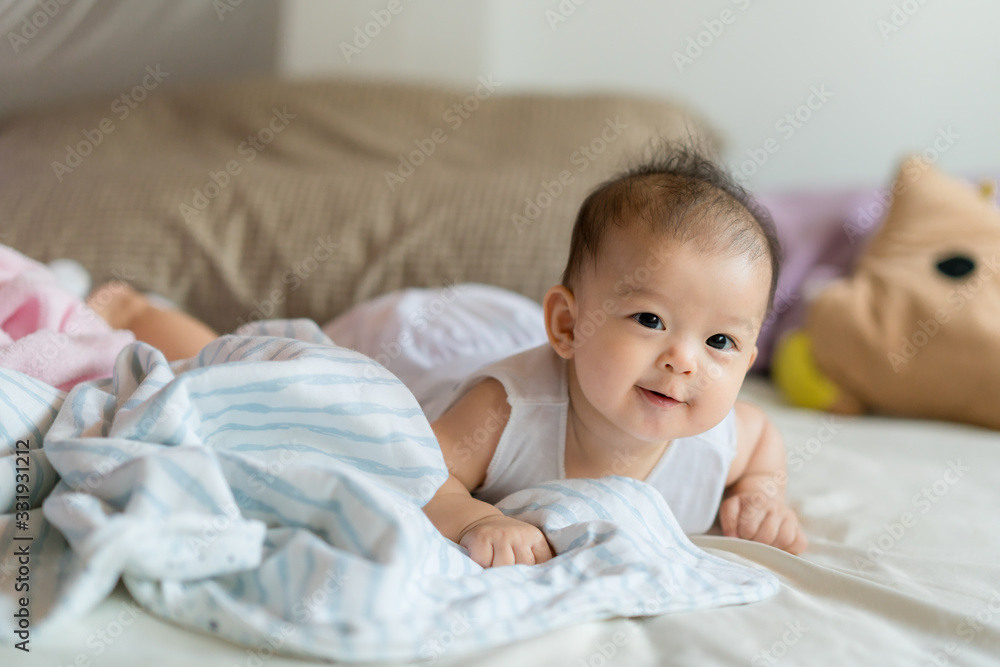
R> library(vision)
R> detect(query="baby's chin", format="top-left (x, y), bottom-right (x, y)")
top-left (621, 417), bottom-right (704, 444)
top-left (627, 411), bottom-right (728, 443)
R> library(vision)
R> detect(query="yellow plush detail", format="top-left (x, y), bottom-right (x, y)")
top-left (979, 179), bottom-right (996, 202)
top-left (771, 330), bottom-right (842, 411)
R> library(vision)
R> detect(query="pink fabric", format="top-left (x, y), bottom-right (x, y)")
top-left (0, 245), bottom-right (135, 391)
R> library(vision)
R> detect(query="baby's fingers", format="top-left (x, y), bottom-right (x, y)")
top-left (530, 536), bottom-right (554, 564)
top-left (492, 543), bottom-right (516, 567)
top-left (772, 515), bottom-right (800, 552)
top-left (731, 498), bottom-right (766, 539)
top-left (751, 510), bottom-right (783, 546)
top-left (767, 512), bottom-right (808, 555)
top-left (512, 531), bottom-right (554, 565)
top-left (511, 539), bottom-right (539, 565)
top-left (788, 527), bottom-right (809, 555)
top-left (464, 540), bottom-right (494, 569)
top-left (718, 495), bottom-right (743, 538)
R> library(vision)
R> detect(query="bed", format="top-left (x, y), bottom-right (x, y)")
top-left (2, 77), bottom-right (1000, 666)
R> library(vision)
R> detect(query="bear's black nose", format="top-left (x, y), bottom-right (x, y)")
top-left (936, 254), bottom-right (976, 278)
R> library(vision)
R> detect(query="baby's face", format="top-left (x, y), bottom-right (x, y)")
top-left (565, 226), bottom-right (769, 446)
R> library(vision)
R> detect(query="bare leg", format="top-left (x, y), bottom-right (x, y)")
top-left (86, 282), bottom-right (219, 361)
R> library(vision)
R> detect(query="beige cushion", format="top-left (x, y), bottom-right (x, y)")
top-left (0, 77), bottom-right (717, 333)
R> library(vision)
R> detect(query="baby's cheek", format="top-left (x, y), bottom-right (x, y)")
top-left (692, 374), bottom-right (741, 421)
top-left (577, 352), bottom-right (613, 392)
top-left (576, 347), bottom-right (624, 399)
top-left (683, 403), bottom-right (725, 441)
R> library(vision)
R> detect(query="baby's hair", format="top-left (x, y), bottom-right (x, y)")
top-left (560, 141), bottom-right (782, 319)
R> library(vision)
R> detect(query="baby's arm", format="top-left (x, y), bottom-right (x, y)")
top-left (422, 378), bottom-right (553, 568)
top-left (718, 400), bottom-right (808, 554)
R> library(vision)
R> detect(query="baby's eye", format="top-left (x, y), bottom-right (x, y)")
top-left (706, 334), bottom-right (735, 350)
top-left (632, 313), bottom-right (664, 330)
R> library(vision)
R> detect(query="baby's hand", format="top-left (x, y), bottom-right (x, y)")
top-left (458, 515), bottom-right (554, 568)
top-left (719, 493), bottom-right (808, 555)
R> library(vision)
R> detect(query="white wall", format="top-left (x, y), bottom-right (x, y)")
top-left (280, 0), bottom-right (488, 83)
top-left (0, 0), bottom-right (277, 117)
top-left (279, 0), bottom-right (1000, 191)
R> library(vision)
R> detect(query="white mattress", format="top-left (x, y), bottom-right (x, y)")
top-left (6, 376), bottom-right (1000, 666)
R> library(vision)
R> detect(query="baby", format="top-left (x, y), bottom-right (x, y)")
top-left (419, 146), bottom-right (807, 567)
top-left (87, 145), bottom-right (806, 569)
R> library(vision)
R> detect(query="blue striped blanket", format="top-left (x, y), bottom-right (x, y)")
top-left (0, 319), bottom-right (778, 662)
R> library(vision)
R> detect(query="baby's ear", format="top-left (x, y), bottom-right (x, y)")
top-left (747, 345), bottom-right (759, 370)
top-left (543, 285), bottom-right (578, 359)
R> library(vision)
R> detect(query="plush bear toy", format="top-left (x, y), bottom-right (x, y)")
top-left (772, 157), bottom-right (1000, 430)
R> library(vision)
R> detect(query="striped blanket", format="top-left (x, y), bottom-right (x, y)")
top-left (0, 319), bottom-right (778, 662)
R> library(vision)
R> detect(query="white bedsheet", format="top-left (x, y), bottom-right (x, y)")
top-left (3, 327), bottom-right (1000, 665)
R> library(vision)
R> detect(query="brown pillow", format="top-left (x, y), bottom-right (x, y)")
top-left (0, 77), bottom-right (718, 333)
top-left (807, 157), bottom-right (1000, 428)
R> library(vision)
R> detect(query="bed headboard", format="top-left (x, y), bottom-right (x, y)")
top-left (0, 76), bottom-right (718, 333)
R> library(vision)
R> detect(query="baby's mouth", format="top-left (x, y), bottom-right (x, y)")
top-left (638, 386), bottom-right (683, 407)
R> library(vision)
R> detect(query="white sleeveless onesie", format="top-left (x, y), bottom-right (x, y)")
top-left (448, 344), bottom-right (738, 535)
top-left (323, 284), bottom-right (738, 534)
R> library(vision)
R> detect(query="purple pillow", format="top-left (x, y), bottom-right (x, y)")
top-left (753, 186), bottom-right (906, 373)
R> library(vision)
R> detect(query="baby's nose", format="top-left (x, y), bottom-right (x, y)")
top-left (657, 340), bottom-right (697, 374)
